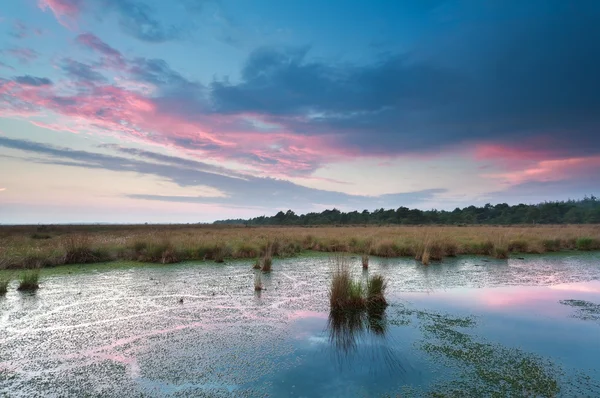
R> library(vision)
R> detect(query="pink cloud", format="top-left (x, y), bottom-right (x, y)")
top-left (1, 79), bottom-right (354, 176)
top-left (484, 156), bottom-right (600, 185)
top-left (0, 188), bottom-right (6, 192)
top-left (38, 0), bottom-right (82, 27)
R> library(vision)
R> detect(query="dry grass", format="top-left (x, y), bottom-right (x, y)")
top-left (0, 224), bottom-right (599, 269)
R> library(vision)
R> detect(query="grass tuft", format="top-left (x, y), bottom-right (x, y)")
top-left (366, 274), bottom-right (387, 307)
top-left (0, 277), bottom-right (9, 295)
top-left (361, 254), bottom-right (369, 269)
top-left (493, 246), bottom-right (509, 259)
top-left (17, 270), bottom-right (40, 291)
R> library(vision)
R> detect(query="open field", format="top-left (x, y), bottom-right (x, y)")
top-left (1, 224), bottom-right (599, 269)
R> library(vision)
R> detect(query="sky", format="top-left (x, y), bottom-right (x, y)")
top-left (0, 0), bottom-right (599, 224)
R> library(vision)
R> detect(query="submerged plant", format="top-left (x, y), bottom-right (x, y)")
top-left (18, 270), bottom-right (40, 291)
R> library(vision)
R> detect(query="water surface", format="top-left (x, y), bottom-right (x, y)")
top-left (1, 253), bottom-right (599, 397)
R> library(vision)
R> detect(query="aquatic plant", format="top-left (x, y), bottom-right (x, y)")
top-left (17, 270), bottom-right (40, 291)
top-left (0, 277), bottom-right (9, 295)
top-left (366, 274), bottom-right (387, 307)
top-left (329, 255), bottom-right (388, 311)
top-left (329, 256), bottom-right (365, 311)
top-left (252, 258), bottom-right (261, 269)
top-left (421, 250), bottom-right (430, 265)
top-left (493, 246), bottom-right (509, 259)
top-left (361, 254), bottom-right (369, 269)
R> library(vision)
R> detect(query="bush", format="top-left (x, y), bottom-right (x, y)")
top-left (30, 233), bottom-right (52, 240)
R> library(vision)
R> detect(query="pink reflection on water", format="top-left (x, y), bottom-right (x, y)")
top-left (402, 280), bottom-right (600, 317)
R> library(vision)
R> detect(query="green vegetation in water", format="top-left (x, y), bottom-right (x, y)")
top-left (559, 299), bottom-right (600, 323)
top-left (17, 270), bottom-right (40, 291)
top-left (329, 255), bottom-right (387, 311)
top-left (0, 276), bottom-right (9, 295)
top-left (387, 304), bottom-right (599, 397)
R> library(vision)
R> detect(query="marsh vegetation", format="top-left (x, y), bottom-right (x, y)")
top-left (0, 224), bottom-right (599, 269)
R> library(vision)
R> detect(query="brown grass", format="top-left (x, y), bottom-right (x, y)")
top-left (0, 224), bottom-right (599, 269)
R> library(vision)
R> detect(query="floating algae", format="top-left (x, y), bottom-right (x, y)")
top-left (387, 303), bottom-right (599, 397)
top-left (559, 299), bottom-right (600, 323)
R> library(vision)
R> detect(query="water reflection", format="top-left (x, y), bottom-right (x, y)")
top-left (327, 306), bottom-right (404, 374)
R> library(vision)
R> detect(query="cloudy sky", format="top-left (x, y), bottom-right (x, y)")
top-left (1, 0), bottom-right (599, 223)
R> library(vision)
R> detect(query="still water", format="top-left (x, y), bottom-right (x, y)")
top-left (1, 253), bottom-right (599, 397)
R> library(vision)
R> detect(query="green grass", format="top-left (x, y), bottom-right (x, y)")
top-left (17, 270), bottom-right (40, 291)
top-left (366, 274), bottom-right (387, 307)
top-left (493, 246), bottom-right (509, 259)
top-left (576, 237), bottom-right (599, 251)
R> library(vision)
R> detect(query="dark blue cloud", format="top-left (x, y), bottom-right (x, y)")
top-left (210, 1), bottom-right (600, 158)
top-left (60, 59), bottom-right (106, 83)
top-left (0, 136), bottom-right (443, 210)
top-left (101, 0), bottom-right (185, 42)
top-left (13, 75), bottom-right (53, 86)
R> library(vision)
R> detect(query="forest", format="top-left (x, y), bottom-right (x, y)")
top-left (215, 196), bottom-right (600, 226)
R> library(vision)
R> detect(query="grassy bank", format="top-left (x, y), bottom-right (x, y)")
top-left (0, 224), bottom-right (599, 269)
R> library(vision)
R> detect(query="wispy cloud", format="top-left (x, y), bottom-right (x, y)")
top-left (0, 136), bottom-right (443, 210)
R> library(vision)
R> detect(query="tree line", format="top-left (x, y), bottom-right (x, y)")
top-left (214, 196), bottom-right (600, 225)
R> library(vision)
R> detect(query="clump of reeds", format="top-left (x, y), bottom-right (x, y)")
top-left (62, 235), bottom-right (99, 264)
top-left (508, 239), bottom-right (528, 253)
top-left (252, 258), bottom-right (261, 269)
top-left (261, 243), bottom-right (273, 272)
top-left (261, 255), bottom-right (272, 272)
top-left (17, 270), bottom-right (40, 291)
top-left (366, 274), bottom-right (387, 307)
top-left (0, 277), bottom-right (10, 295)
top-left (329, 255), bottom-right (387, 312)
top-left (361, 254), bottom-right (369, 269)
top-left (421, 250), bottom-right (431, 265)
top-left (493, 246), bottom-right (509, 259)
top-left (254, 272), bottom-right (263, 291)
